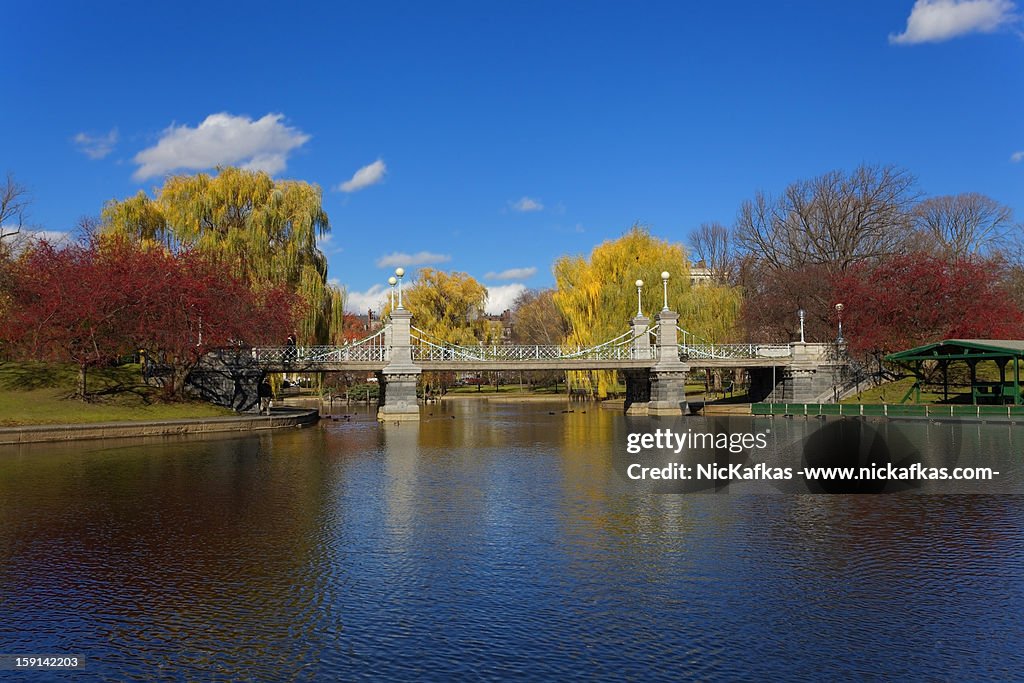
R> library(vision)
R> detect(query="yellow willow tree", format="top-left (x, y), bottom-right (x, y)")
top-left (101, 167), bottom-right (344, 343)
top-left (553, 224), bottom-right (741, 397)
top-left (678, 283), bottom-right (743, 344)
top-left (387, 268), bottom-right (488, 345)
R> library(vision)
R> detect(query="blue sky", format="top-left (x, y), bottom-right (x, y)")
top-left (5, 1), bottom-right (1022, 313)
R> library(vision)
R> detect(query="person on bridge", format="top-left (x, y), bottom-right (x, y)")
top-left (285, 333), bottom-right (297, 364)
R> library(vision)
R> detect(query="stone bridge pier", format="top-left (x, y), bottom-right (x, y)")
top-left (623, 308), bottom-right (690, 416)
top-left (377, 307), bottom-right (421, 421)
top-left (623, 312), bottom-right (652, 415)
top-left (648, 309), bottom-right (690, 416)
top-left (747, 342), bottom-right (845, 403)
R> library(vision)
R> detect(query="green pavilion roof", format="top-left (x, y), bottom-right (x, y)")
top-left (886, 340), bottom-right (1024, 363)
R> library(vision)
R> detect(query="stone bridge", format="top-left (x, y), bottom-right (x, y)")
top-left (190, 286), bottom-right (848, 418)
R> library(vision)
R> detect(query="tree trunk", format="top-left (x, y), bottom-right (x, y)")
top-left (78, 364), bottom-right (87, 400)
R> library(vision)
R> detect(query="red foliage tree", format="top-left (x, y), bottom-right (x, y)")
top-left (0, 238), bottom-right (300, 398)
top-left (341, 312), bottom-right (371, 342)
top-left (831, 253), bottom-right (1024, 359)
top-left (1, 241), bottom-right (131, 396)
top-left (126, 246), bottom-right (300, 395)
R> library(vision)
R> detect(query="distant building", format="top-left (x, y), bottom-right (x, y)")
top-left (690, 260), bottom-right (716, 286)
top-left (483, 309), bottom-right (514, 343)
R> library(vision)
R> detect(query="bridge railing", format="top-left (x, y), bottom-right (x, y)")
top-left (412, 340), bottom-right (563, 362)
top-left (676, 326), bottom-right (791, 360)
top-left (253, 325), bottom-right (390, 365)
top-left (679, 343), bottom-right (792, 360)
top-left (253, 344), bottom-right (390, 364)
top-left (410, 326), bottom-right (655, 362)
top-left (409, 340), bottom-right (650, 362)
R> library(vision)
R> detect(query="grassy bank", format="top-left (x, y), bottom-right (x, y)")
top-left (0, 362), bottom-right (234, 427)
top-left (841, 377), bottom-right (939, 404)
top-left (842, 366), bottom-right (1017, 405)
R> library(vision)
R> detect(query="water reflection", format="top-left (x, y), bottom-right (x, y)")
top-left (1, 403), bottom-right (1022, 680)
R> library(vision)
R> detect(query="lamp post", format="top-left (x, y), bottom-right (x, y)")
top-left (835, 303), bottom-right (844, 344)
top-left (635, 279), bottom-right (644, 317)
top-left (661, 271), bottom-right (670, 311)
top-left (395, 267), bottom-right (405, 309)
top-left (798, 308), bottom-right (806, 344)
top-left (388, 276), bottom-right (397, 311)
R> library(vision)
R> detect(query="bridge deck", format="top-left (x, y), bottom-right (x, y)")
top-left (259, 357), bottom-right (794, 373)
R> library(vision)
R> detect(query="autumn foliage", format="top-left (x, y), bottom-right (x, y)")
top-left (831, 253), bottom-right (1024, 357)
top-left (0, 237), bottom-right (300, 397)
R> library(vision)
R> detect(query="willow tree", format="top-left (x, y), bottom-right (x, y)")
top-left (678, 284), bottom-right (743, 343)
top-left (554, 225), bottom-right (690, 345)
top-left (390, 268), bottom-right (488, 345)
top-left (553, 224), bottom-right (741, 397)
top-left (101, 167), bottom-right (343, 343)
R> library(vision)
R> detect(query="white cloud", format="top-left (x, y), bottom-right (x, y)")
top-left (485, 284), bottom-right (527, 314)
top-left (2, 230), bottom-right (73, 254)
top-left (375, 251), bottom-right (451, 268)
top-left (485, 267), bottom-right (537, 280)
top-left (510, 196), bottom-right (544, 212)
top-left (1012, 150), bottom-right (1024, 162)
top-left (343, 283), bottom-right (391, 314)
top-left (889, 0), bottom-right (1018, 44)
top-left (24, 230), bottom-right (72, 244)
top-left (74, 128), bottom-right (118, 159)
top-left (132, 113), bottom-right (309, 181)
top-left (339, 159), bottom-right (387, 193)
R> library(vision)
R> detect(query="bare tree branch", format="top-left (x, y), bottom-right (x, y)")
top-left (511, 289), bottom-right (568, 345)
top-left (734, 164), bottom-right (919, 273)
top-left (0, 173), bottom-right (31, 246)
top-left (688, 222), bottom-right (733, 282)
top-left (913, 193), bottom-right (1014, 259)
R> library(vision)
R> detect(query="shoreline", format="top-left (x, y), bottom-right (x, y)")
top-left (0, 408), bottom-right (320, 446)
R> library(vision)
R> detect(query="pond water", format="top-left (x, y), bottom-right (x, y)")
top-left (1, 400), bottom-right (1022, 680)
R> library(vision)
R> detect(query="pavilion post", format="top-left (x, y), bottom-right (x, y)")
top-left (1015, 356), bottom-right (1020, 406)
top-left (940, 359), bottom-right (948, 403)
top-left (969, 360), bottom-right (978, 405)
top-left (998, 359), bottom-right (1008, 404)
top-left (915, 361), bottom-right (922, 403)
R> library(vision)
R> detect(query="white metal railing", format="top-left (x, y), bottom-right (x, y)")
top-left (410, 339), bottom-right (646, 362)
top-left (680, 343), bottom-right (792, 360)
top-left (411, 339), bottom-right (565, 362)
top-left (409, 326), bottom-right (655, 362)
top-left (253, 344), bottom-right (389, 364)
top-left (253, 325), bottom-right (390, 364)
top-left (675, 326), bottom-right (792, 360)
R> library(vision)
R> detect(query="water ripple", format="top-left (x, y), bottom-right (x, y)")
top-left (1, 408), bottom-right (1022, 680)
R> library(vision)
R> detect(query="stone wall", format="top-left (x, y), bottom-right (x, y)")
top-left (186, 349), bottom-right (264, 412)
